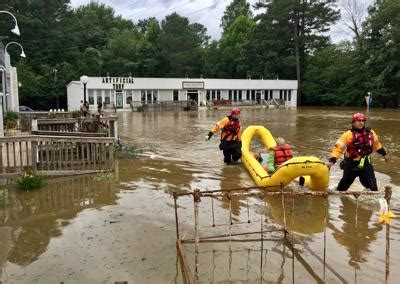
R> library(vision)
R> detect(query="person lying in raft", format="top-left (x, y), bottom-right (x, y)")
top-left (253, 137), bottom-right (293, 174)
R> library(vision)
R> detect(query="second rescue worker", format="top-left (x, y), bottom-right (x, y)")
top-left (205, 107), bottom-right (242, 164)
top-left (327, 113), bottom-right (389, 191)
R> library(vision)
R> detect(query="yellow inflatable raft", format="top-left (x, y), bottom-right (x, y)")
top-left (241, 125), bottom-right (329, 191)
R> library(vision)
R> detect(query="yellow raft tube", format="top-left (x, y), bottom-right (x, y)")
top-left (241, 126), bottom-right (329, 191)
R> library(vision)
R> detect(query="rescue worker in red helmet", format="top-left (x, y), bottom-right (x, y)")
top-left (205, 107), bottom-right (242, 164)
top-left (327, 113), bottom-right (389, 191)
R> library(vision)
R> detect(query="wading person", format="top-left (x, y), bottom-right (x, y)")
top-left (327, 113), bottom-right (389, 191)
top-left (205, 107), bottom-right (242, 164)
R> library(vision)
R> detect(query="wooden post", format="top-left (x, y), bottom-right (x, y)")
top-left (0, 142), bottom-right (3, 173)
top-left (31, 140), bottom-right (38, 170)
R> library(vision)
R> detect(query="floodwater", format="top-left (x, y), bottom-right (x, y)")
top-left (1, 107), bottom-right (399, 283)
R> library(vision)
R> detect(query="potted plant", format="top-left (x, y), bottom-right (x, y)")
top-left (4, 110), bottom-right (19, 135)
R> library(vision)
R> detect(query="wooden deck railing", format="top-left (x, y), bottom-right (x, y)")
top-left (36, 119), bottom-right (77, 132)
top-left (0, 135), bottom-right (115, 175)
top-left (34, 116), bottom-right (119, 139)
top-left (31, 130), bottom-right (107, 137)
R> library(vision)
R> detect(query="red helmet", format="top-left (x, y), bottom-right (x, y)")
top-left (352, 113), bottom-right (367, 122)
top-left (231, 107), bottom-right (240, 115)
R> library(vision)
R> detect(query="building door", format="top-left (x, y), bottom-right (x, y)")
top-left (116, 92), bottom-right (123, 108)
top-left (187, 90), bottom-right (198, 104)
top-left (256, 90), bottom-right (261, 103)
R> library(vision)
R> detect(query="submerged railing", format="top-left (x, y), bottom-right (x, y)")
top-left (173, 185), bottom-right (393, 284)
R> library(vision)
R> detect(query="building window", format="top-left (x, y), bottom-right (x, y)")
top-left (217, 90), bottom-right (221, 100)
top-left (88, 89), bottom-right (94, 105)
top-left (126, 90), bottom-right (132, 105)
top-left (141, 90), bottom-right (146, 102)
top-left (97, 90), bottom-right (102, 104)
top-left (246, 90), bottom-right (250, 100)
top-left (104, 90), bottom-right (111, 104)
top-left (284, 90), bottom-right (287, 101)
top-left (206, 90), bottom-right (210, 100)
top-left (251, 90), bottom-right (255, 100)
top-left (211, 90), bottom-right (215, 100)
top-left (288, 90), bottom-right (292, 101)
top-left (173, 90), bottom-right (179, 101)
top-left (279, 90), bottom-right (283, 100)
top-left (265, 90), bottom-right (272, 100)
top-left (141, 90), bottom-right (158, 103)
top-left (228, 90), bottom-right (232, 100)
top-left (153, 90), bottom-right (158, 102)
top-left (256, 90), bottom-right (261, 102)
top-left (238, 90), bottom-right (242, 101)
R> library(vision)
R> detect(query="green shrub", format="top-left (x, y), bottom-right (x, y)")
top-left (16, 169), bottom-right (45, 190)
top-left (5, 110), bottom-right (19, 122)
top-left (136, 106), bottom-right (144, 112)
top-left (4, 111), bottom-right (19, 128)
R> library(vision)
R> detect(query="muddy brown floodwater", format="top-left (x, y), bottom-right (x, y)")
top-left (1, 107), bottom-right (399, 283)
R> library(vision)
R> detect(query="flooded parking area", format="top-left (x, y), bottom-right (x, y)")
top-left (1, 107), bottom-right (399, 283)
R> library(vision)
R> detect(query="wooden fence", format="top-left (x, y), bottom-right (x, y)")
top-left (0, 135), bottom-right (115, 175)
top-left (34, 116), bottom-right (118, 139)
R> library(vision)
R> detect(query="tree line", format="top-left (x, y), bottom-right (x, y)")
top-left (0, 0), bottom-right (399, 109)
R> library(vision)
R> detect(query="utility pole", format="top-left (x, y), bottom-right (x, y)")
top-left (53, 68), bottom-right (58, 109)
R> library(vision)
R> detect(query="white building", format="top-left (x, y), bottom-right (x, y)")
top-left (67, 77), bottom-right (298, 111)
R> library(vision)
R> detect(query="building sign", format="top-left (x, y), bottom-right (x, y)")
top-left (182, 81), bottom-right (204, 89)
top-left (102, 76), bottom-right (134, 90)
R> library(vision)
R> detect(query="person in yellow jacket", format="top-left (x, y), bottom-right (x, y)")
top-left (327, 113), bottom-right (389, 191)
top-left (205, 107), bottom-right (242, 164)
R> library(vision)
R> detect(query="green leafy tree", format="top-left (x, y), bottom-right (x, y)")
top-left (303, 43), bottom-right (360, 106)
top-left (245, 0), bottom-right (340, 103)
top-left (221, 0), bottom-right (253, 32)
top-left (135, 18), bottom-right (166, 77)
top-left (219, 15), bottom-right (255, 78)
top-left (102, 28), bottom-right (137, 76)
top-left (361, 0), bottom-right (400, 107)
top-left (159, 13), bottom-right (208, 77)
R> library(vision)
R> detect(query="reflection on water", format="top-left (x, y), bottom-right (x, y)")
top-left (266, 194), bottom-right (328, 234)
top-left (0, 176), bottom-right (117, 273)
top-left (1, 107), bottom-right (399, 283)
top-left (329, 196), bottom-right (381, 268)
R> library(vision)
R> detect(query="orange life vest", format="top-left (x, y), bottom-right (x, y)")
top-left (272, 144), bottom-right (293, 165)
top-left (221, 116), bottom-right (241, 141)
top-left (347, 127), bottom-right (374, 158)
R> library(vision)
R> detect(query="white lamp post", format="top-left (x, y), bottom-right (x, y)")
top-left (4, 42), bottom-right (26, 111)
top-left (0, 11), bottom-right (20, 36)
top-left (80, 75), bottom-right (89, 103)
top-left (0, 10), bottom-right (20, 136)
top-left (5, 41), bottom-right (26, 58)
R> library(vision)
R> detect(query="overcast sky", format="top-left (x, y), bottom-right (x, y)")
top-left (70, 0), bottom-right (374, 42)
